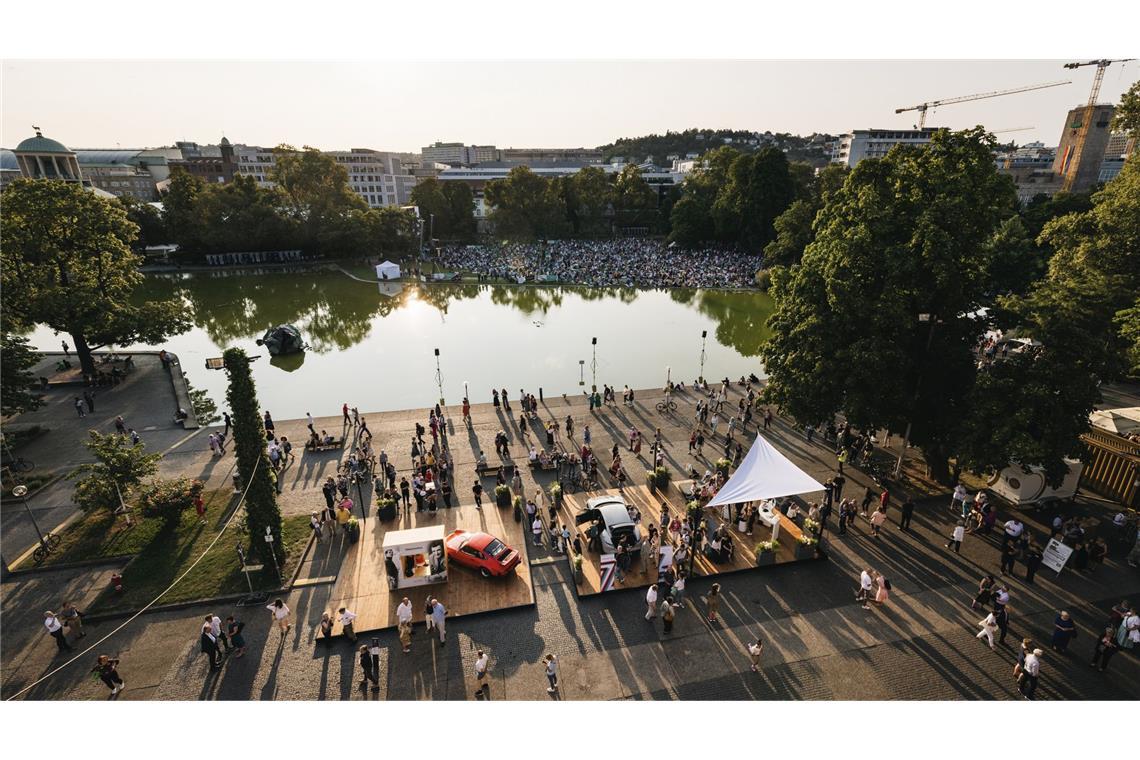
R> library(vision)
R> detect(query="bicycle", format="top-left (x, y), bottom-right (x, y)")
top-left (655, 399), bottom-right (678, 413)
top-left (2, 457), bottom-right (34, 474)
top-left (32, 532), bottom-right (62, 564)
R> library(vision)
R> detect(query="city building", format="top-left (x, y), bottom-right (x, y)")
top-left (326, 149), bottom-right (418, 208)
top-left (169, 138), bottom-right (237, 184)
top-left (1052, 104), bottom-right (1115, 193)
top-left (499, 147), bottom-right (603, 164)
top-left (0, 149), bottom-right (22, 190)
top-left (829, 127), bottom-right (941, 167)
top-left (12, 128), bottom-right (83, 183)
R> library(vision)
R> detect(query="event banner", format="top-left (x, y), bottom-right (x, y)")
top-left (1041, 538), bottom-right (1074, 574)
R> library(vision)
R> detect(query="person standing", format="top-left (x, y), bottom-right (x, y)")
top-left (869, 506), bottom-right (886, 537)
top-left (59, 601), bottom-right (85, 640)
top-left (899, 498), bottom-right (915, 531)
top-left (200, 623), bottom-right (221, 670)
top-left (706, 582), bottom-right (721, 623)
top-left (857, 569), bottom-right (874, 609)
top-left (474, 649), bottom-right (490, 697)
top-left (543, 653), bottom-right (559, 693)
top-left (226, 616), bottom-right (247, 658)
top-left (206, 613), bottom-right (230, 655)
top-left (472, 479), bottom-right (483, 511)
top-left (83, 390), bottom-right (96, 414)
top-left (1023, 542), bottom-right (1043, 584)
top-left (748, 638), bottom-right (764, 672)
top-left (645, 584), bottom-right (659, 620)
top-left (223, 412), bottom-right (232, 437)
top-left (1052, 611), bottom-right (1076, 653)
top-left (1000, 542), bottom-right (1018, 576)
top-left (662, 597), bottom-right (677, 633)
top-left (92, 655), bottom-right (125, 696)
top-left (339, 607), bottom-right (358, 642)
top-left (74, 397), bottom-right (86, 417)
top-left (358, 644), bottom-right (380, 692)
top-left (1020, 648), bottom-right (1042, 699)
top-left (994, 604), bottom-right (1010, 646)
top-left (266, 599), bottom-right (291, 635)
top-left (946, 521), bottom-right (965, 553)
top-left (44, 611), bottom-right (72, 652)
top-left (430, 598), bottom-right (447, 646)
top-left (532, 515), bottom-right (544, 547)
top-left (62, 340), bottom-right (70, 356)
top-left (396, 597), bottom-right (413, 653)
top-left (1091, 626), bottom-right (1119, 672)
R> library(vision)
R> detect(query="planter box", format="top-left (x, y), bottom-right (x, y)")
top-left (756, 551), bottom-right (776, 567)
top-left (495, 492), bottom-right (511, 508)
top-left (794, 543), bottom-right (817, 560)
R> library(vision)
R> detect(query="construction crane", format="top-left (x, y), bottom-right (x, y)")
top-left (991, 127), bottom-right (1034, 134)
top-left (896, 81), bottom-right (1071, 129)
top-left (1064, 59), bottom-right (1135, 106)
top-left (1059, 59), bottom-right (1135, 191)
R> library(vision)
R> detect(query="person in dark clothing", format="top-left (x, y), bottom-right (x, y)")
top-left (358, 645), bottom-right (380, 691)
top-left (1090, 627), bottom-right (1119, 672)
top-left (1023, 543), bottom-right (1042, 583)
top-left (995, 606), bottom-right (1010, 645)
top-left (899, 499), bottom-right (915, 531)
top-left (400, 477), bottom-right (411, 511)
top-left (472, 479), bottom-right (483, 510)
top-left (223, 412), bottom-right (232, 436)
top-left (83, 390), bottom-right (96, 413)
top-left (92, 655), bottom-right (124, 695)
top-left (832, 474), bottom-right (845, 502)
top-left (1000, 543), bottom-right (1018, 575)
top-left (200, 624), bottom-right (221, 671)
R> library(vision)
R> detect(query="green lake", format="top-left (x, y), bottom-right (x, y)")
top-left (27, 269), bottom-right (774, 419)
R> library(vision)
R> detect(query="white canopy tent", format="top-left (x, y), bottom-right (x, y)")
top-left (1090, 407), bottom-right (1140, 436)
top-left (375, 260), bottom-right (402, 281)
top-left (706, 435), bottom-right (825, 508)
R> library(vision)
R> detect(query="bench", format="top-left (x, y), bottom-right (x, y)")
top-left (306, 439), bottom-right (344, 452)
top-left (528, 459), bottom-right (558, 471)
top-left (477, 462), bottom-right (514, 478)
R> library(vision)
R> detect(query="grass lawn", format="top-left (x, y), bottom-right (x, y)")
top-left (21, 488), bottom-right (312, 613)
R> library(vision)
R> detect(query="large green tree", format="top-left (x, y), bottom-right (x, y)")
top-left (410, 177), bottom-right (476, 241)
top-left (224, 347), bottom-right (283, 568)
top-left (485, 166), bottom-right (567, 240)
top-left (1112, 79), bottom-right (1140, 136)
top-left (1, 180), bottom-right (191, 376)
top-left (761, 128), bottom-right (1017, 480)
top-left (69, 431), bottom-right (161, 513)
top-left (1, 333), bottom-right (44, 416)
top-left (667, 146), bottom-right (739, 246)
top-left (710, 147), bottom-right (796, 251)
top-left (763, 164), bottom-right (849, 267)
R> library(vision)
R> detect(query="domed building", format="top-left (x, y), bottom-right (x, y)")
top-left (13, 128), bottom-right (83, 183)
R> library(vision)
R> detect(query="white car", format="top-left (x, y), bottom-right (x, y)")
top-left (575, 496), bottom-right (643, 554)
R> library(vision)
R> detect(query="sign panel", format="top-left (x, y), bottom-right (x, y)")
top-left (1041, 538), bottom-right (1073, 574)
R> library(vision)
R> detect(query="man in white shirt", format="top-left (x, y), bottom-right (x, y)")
top-left (645, 584), bottom-right (659, 620)
top-left (396, 597), bottom-right (413, 653)
top-left (43, 611), bottom-right (71, 652)
top-left (532, 516), bottom-right (544, 547)
top-left (1020, 648), bottom-right (1042, 699)
top-left (474, 650), bottom-right (489, 697)
top-left (951, 484), bottom-right (968, 514)
top-left (306, 412), bottom-right (315, 432)
top-left (206, 613), bottom-right (230, 654)
top-left (857, 569), bottom-right (874, 608)
top-left (430, 598), bottom-right (447, 646)
top-left (1003, 519), bottom-right (1024, 549)
top-left (338, 607), bottom-right (358, 642)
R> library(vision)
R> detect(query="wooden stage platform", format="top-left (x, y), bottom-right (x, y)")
top-left (560, 484), bottom-right (814, 597)
top-left (326, 498), bottom-right (535, 635)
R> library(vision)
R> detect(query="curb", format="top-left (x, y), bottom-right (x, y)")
top-left (5, 554), bottom-right (134, 577)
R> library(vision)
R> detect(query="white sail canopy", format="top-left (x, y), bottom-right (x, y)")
top-left (706, 435), bottom-right (824, 507)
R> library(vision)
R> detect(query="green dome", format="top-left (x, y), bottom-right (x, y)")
top-left (15, 132), bottom-right (71, 154)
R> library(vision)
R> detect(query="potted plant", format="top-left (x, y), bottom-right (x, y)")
top-left (755, 539), bottom-right (779, 566)
top-left (715, 458), bottom-right (732, 477)
top-left (653, 465), bottom-right (670, 491)
top-left (646, 469), bottom-right (658, 492)
top-left (550, 481), bottom-right (562, 509)
top-left (802, 517), bottom-right (820, 537)
top-left (795, 534), bottom-right (818, 560)
top-left (346, 517), bottom-right (361, 544)
top-left (512, 495), bottom-right (523, 523)
top-left (376, 495), bottom-right (398, 522)
top-left (571, 553), bottom-right (584, 584)
top-left (495, 484), bottom-right (511, 508)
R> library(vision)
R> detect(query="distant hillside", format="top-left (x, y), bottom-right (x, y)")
top-left (598, 128), bottom-right (836, 167)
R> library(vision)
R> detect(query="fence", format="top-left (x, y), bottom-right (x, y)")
top-left (1080, 428), bottom-right (1140, 507)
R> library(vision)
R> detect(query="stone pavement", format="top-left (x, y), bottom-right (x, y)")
top-left (3, 380), bottom-right (1138, 700)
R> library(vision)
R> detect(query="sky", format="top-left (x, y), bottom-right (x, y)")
top-left (3, 59), bottom-right (1137, 153)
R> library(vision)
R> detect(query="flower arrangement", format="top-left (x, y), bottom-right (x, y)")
top-left (715, 458), bottom-right (732, 472)
top-left (755, 539), bottom-right (780, 553)
top-left (550, 482), bottom-right (562, 502)
top-left (495, 484), bottom-right (510, 498)
top-left (798, 534), bottom-right (818, 546)
top-left (802, 517), bottom-right (820, 534)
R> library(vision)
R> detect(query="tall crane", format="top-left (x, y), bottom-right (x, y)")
top-left (896, 81), bottom-right (1070, 129)
top-left (1059, 59), bottom-right (1135, 191)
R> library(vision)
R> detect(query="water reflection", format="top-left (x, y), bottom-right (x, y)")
top-left (143, 270), bottom-right (773, 359)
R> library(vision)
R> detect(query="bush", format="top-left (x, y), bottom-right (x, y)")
top-left (715, 458), bottom-right (732, 472)
top-left (755, 268), bottom-right (773, 291)
top-left (138, 477), bottom-right (204, 521)
top-left (495, 484), bottom-right (510, 498)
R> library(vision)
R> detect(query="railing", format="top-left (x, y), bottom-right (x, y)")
top-left (1080, 429), bottom-right (1140, 508)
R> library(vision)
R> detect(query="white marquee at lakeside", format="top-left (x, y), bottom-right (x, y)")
top-left (707, 434), bottom-right (825, 508)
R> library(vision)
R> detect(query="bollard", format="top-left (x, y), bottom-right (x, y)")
top-left (539, 387), bottom-right (543, 402)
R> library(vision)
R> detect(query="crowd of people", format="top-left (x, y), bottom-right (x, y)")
top-left (437, 239), bottom-right (760, 289)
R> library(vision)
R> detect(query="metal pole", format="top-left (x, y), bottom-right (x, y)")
top-left (434, 348), bottom-right (444, 406)
top-left (591, 337), bottom-right (597, 392)
top-left (894, 316), bottom-right (938, 477)
top-left (699, 330), bottom-right (707, 383)
top-left (12, 485), bottom-right (46, 547)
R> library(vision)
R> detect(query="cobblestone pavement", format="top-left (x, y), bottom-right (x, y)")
top-left (4, 381), bottom-right (1139, 700)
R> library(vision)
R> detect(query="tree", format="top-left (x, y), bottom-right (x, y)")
top-left (0, 333), bottom-right (44, 416)
top-left (565, 166), bottom-right (613, 235)
top-left (711, 147), bottom-right (796, 251)
top-left (667, 146), bottom-right (739, 246)
top-left (118, 195), bottom-right (169, 249)
top-left (1112, 79), bottom-right (1140, 136)
top-left (161, 171), bottom-right (206, 252)
top-left (985, 216), bottom-right (1042, 296)
top-left (761, 128), bottom-right (1017, 481)
top-left (69, 431), bottom-right (161, 513)
top-left (271, 145), bottom-right (367, 254)
top-left (485, 166), bottom-right (567, 240)
top-left (1, 180), bottom-right (191, 376)
top-left (764, 164), bottom-right (849, 267)
top-left (410, 178), bottom-right (476, 240)
top-left (223, 347), bottom-right (282, 568)
top-left (1117, 301), bottom-right (1140, 379)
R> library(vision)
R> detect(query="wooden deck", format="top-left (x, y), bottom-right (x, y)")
top-left (326, 498), bottom-right (535, 635)
top-left (561, 484), bottom-right (814, 597)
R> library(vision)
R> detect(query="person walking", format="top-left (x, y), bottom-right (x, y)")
top-left (226, 616), bottom-right (247, 658)
top-left (869, 506), bottom-right (886, 537)
top-left (474, 649), bottom-right (490, 697)
top-left (266, 599), bottom-right (291, 635)
top-left (543, 653), bottom-right (559, 693)
top-left (532, 515), bottom-right (544, 547)
top-left (1023, 542), bottom-right (1043, 584)
top-left (661, 596), bottom-right (677, 633)
top-left (857, 569), bottom-right (874, 609)
top-left (92, 655), bottom-right (125, 696)
top-left (1019, 648), bottom-right (1042, 699)
top-left (74, 397), bottom-right (86, 417)
top-left (59, 601), bottom-right (85, 640)
top-left (748, 638), bottom-right (764, 672)
top-left (946, 521), bottom-right (965, 553)
top-left (645, 584), bottom-right (659, 620)
top-left (899, 498), bottom-right (915, 531)
top-left (1000, 542), bottom-right (1018, 576)
top-left (994, 605), bottom-right (1010, 646)
top-left (1091, 627), bottom-right (1119, 672)
top-left (971, 574), bottom-right (995, 612)
top-left (200, 623), bottom-right (221, 671)
top-left (223, 412), bottom-right (232, 437)
top-left (976, 612), bottom-right (999, 650)
top-left (472, 479), bottom-right (483, 511)
top-left (430, 598), bottom-right (447, 646)
top-left (44, 611), bottom-right (72, 652)
top-left (706, 582), bottom-right (721, 622)
top-left (358, 644), bottom-right (380, 692)
top-left (339, 607), bottom-right (358, 642)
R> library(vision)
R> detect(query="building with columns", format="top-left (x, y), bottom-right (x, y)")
top-left (13, 128), bottom-right (83, 182)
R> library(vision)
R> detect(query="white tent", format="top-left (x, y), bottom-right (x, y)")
top-left (1090, 407), bottom-right (1140, 436)
top-left (375, 260), bottom-right (401, 281)
top-left (706, 435), bottom-right (825, 507)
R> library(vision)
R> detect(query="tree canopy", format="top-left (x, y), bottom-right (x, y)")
top-left (1, 180), bottom-right (191, 375)
top-left (69, 431), bottom-right (161, 513)
top-left (1, 333), bottom-right (44, 416)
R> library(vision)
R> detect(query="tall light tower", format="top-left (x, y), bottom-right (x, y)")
top-left (699, 330), bottom-right (708, 383)
top-left (434, 348), bottom-right (444, 406)
top-left (591, 337), bottom-right (597, 392)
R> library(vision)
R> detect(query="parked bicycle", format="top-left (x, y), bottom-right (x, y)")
top-left (655, 399), bottom-right (678, 413)
top-left (32, 532), bottom-right (62, 564)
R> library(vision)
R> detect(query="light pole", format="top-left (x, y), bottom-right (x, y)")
top-left (12, 484), bottom-right (46, 549)
top-left (264, 525), bottom-right (282, 580)
top-left (894, 314), bottom-right (940, 477)
top-left (591, 337), bottom-right (597, 393)
top-left (463, 380), bottom-right (469, 402)
top-left (434, 348), bottom-right (444, 407)
top-left (699, 330), bottom-right (707, 384)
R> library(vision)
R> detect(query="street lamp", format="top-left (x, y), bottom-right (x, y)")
top-left (12, 484), bottom-right (46, 549)
top-left (434, 348), bottom-right (445, 407)
top-left (699, 330), bottom-right (708, 384)
top-left (591, 337), bottom-right (597, 393)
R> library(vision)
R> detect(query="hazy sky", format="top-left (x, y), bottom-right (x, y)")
top-left (3, 60), bottom-right (1137, 152)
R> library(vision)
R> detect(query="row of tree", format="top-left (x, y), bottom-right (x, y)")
top-left (760, 103), bottom-right (1140, 486)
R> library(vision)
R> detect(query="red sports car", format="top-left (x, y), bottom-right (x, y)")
top-left (445, 530), bottom-right (521, 578)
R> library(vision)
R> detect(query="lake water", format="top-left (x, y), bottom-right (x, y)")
top-left (27, 269), bottom-right (773, 419)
